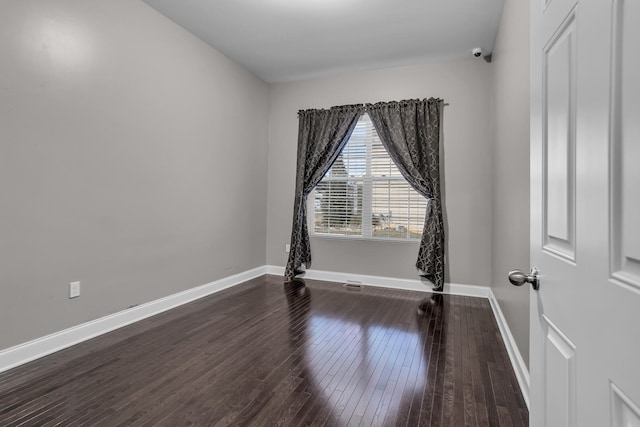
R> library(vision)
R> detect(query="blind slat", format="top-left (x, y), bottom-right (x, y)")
top-left (312, 114), bottom-right (426, 239)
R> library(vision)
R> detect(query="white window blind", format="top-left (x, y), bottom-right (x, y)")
top-left (310, 113), bottom-right (428, 240)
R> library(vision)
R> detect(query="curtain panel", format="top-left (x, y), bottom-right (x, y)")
top-left (366, 98), bottom-right (445, 290)
top-left (284, 105), bottom-right (364, 281)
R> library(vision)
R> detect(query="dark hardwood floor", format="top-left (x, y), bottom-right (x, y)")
top-left (0, 275), bottom-right (528, 426)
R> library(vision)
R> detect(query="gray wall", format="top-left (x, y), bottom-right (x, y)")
top-left (1, 0), bottom-right (531, 369)
top-left (490, 0), bottom-right (531, 366)
top-left (0, 0), bottom-right (269, 350)
top-left (266, 61), bottom-right (494, 286)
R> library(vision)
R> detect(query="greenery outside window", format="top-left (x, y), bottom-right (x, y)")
top-left (309, 113), bottom-right (427, 240)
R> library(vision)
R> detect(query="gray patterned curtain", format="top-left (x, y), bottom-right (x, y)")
top-left (366, 98), bottom-right (445, 290)
top-left (285, 105), bottom-right (364, 281)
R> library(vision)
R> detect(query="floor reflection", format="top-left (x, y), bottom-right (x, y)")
top-left (284, 279), bottom-right (311, 344)
top-left (417, 293), bottom-right (444, 317)
top-left (283, 279), bottom-right (339, 424)
top-left (283, 281), bottom-right (443, 425)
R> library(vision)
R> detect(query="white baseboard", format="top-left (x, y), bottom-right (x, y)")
top-left (265, 265), bottom-right (491, 298)
top-left (266, 264), bottom-right (529, 407)
top-left (488, 289), bottom-right (530, 409)
top-left (0, 266), bottom-right (267, 374)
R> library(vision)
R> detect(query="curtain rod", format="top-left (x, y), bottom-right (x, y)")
top-left (361, 102), bottom-right (450, 110)
top-left (298, 99), bottom-right (449, 116)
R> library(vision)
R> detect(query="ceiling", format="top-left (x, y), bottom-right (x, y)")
top-left (143, 0), bottom-right (505, 83)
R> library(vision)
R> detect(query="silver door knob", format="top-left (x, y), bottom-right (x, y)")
top-left (508, 267), bottom-right (540, 290)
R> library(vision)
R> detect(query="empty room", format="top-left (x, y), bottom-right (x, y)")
top-left (1, 0), bottom-right (638, 426)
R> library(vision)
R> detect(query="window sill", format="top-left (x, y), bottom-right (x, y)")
top-left (310, 233), bottom-right (421, 244)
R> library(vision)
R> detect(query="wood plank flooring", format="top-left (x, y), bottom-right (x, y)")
top-left (0, 275), bottom-right (528, 426)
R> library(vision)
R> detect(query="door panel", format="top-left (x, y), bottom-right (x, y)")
top-left (611, 383), bottom-right (640, 427)
top-left (543, 316), bottom-right (576, 427)
top-left (543, 9), bottom-right (576, 261)
top-left (611, 0), bottom-right (640, 290)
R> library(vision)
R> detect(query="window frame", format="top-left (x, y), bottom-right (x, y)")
top-left (308, 113), bottom-right (427, 243)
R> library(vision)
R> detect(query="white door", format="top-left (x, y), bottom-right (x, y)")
top-left (529, 0), bottom-right (640, 425)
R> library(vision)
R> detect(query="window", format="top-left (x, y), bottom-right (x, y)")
top-left (309, 113), bottom-right (427, 240)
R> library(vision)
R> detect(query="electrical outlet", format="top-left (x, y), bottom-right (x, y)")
top-left (285, 244), bottom-right (290, 253)
top-left (69, 281), bottom-right (80, 299)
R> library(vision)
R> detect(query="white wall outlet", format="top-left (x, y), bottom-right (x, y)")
top-left (285, 244), bottom-right (290, 253)
top-left (69, 281), bottom-right (81, 299)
